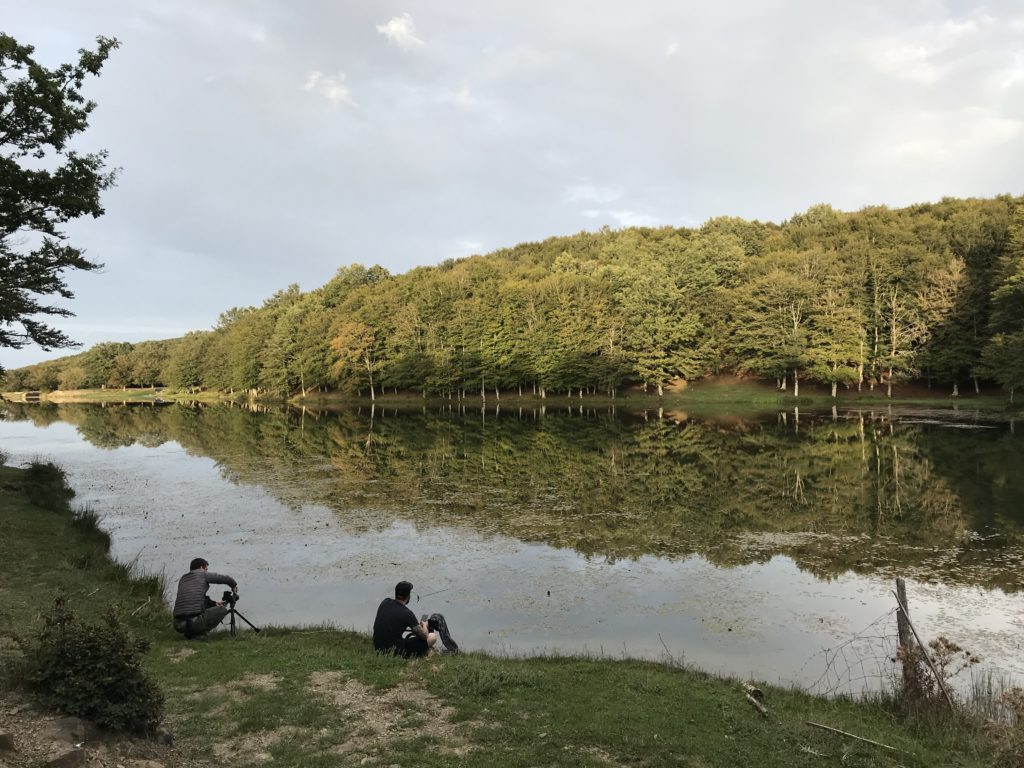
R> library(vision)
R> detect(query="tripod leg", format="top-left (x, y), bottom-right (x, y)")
top-left (231, 609), bottom-right (261, 633)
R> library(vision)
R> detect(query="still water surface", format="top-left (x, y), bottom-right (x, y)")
top-left (2, 401), bottom-right (1022, 692)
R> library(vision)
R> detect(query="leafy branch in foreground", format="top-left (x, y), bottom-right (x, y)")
top-left (0, 33), bottom-right (119, 358)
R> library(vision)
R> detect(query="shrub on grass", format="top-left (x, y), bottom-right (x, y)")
top-left (993, 688), bottom-right (1024, 768)
top-left (22, 460), bottom-right (74, 509)
top-left (22, 595), bottom-right (164, 734)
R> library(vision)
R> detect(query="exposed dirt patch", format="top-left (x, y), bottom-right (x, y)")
top-left (212, 725), bottom-right (310, 765)
top-left (0, 692), bottom-right (177, 767)
top-left (165, 648), bottom-right (197, 664)
top-left (581, 744), bottom-right (628, 766)
top-left (308, 669), bottom-right (479, 759)
top-left (223, 672), bottom-right (280, 693)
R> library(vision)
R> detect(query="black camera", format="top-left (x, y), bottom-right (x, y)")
top-left (222, 590), bottom-right (238, 606)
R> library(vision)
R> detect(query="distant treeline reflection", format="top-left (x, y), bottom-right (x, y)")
top-left (5, 402), bottom-right (1023, 591)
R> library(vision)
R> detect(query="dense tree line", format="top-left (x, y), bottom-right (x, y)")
top-left (5, 196), bottom-right (1024, 401)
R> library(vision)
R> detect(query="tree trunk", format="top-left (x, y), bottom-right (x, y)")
top-left (780, 375), bottom-right (787, 391)
top-left (973, 376), bottom-right (979, 394)
top-left (540, 387), bottom-right (546, 398)
top-left (858, 340), bottom-right (864, 392)
top-left (657, 382), bottom-right (664, 397)
top-left (793, 370), bottom-right (799, 398)
top-left (831, 381), bottom-right (837, 398)
top-left (952, 381), bottom-right (959, 397)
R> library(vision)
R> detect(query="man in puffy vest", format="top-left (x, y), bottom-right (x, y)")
top-left (172, 557), bottom-right (238, 639)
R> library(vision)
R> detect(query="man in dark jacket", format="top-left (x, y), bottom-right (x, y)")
top-left (172, 557), bottom-right (238, 639)
top-left (372, 580), bottom-right (436, 657)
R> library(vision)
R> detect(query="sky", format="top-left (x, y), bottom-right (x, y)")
top-left (3, 0), bottom-right (1023, 369)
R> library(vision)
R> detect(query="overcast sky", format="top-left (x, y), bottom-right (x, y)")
top-left (4, 0), bottom-right (1023, 369)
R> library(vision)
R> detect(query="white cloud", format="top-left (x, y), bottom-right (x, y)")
top-left (456, 239), bottom-right (484, 252)
top-left (1002, 52), bottom-right (1024, 88)
top-left (443, 83), bottom-right (477, 108)
top-left (302, 71), bottom-right (357, 107)
top-left (666, 41), bottom-right (679, 57)
top-left (869, 42), bottom-right (940, 84)
top-left (244, 25), bottom-right (267, 44)
top-left (864, 15), bottom-right (987, 85)
top-left (880, 107), bottom-right (1022, 163)
top-left (576, 208), bottom-right (662, 227)
top-left (608, 210), bottom-right (661, 228)
top-left (563, 184), bottom-right (622, 204)
top-left (377, 13), bottom-right (424, 50)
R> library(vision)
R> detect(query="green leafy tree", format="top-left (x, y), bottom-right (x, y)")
top-left (807, 286), bottom-right (866, 397)
top-left (330, 320), bottom-right (382, 398)
top-left (80, 341), bottom-right (132, 388)
top-left (978, 333), bottom-right (1024, 404)
top-left (128, 341), bottom-right (166, 387)
top-left (731, 256), bottom-right (814, 395)
top-left (0, 34), bottom-right (119, 365)
top-left (57, 364), bottom-right (88, 390)
top-left (164, 332), bottom-right (210, 391)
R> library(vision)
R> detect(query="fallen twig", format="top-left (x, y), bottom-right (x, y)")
top-left (130, 597), bottom-right (151, 617)
top-left (805, 721), bottom-right (909, 755)
top-left (743, 683), bottom-right (768, 718)
top-left (745, 692), bottom-right (768, 718)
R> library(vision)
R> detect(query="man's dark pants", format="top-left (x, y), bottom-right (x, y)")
top-left (173, 606), bottom-right (229, 639)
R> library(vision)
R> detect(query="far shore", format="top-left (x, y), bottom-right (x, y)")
top-left (2, 377), bottom-right (1020, 413)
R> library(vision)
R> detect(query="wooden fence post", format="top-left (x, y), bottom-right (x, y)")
top-left (895, 577), bottom-right (913, 651)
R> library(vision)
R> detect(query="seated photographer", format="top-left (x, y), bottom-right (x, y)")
top-left (372, 580), bottom-right (437, 658)
top-left (171, 557), bottom-right (238, 639)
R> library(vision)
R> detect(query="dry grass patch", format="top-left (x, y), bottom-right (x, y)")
top-left (213, 725), bottom-right (311, 765)
top-left (164, 647), bottom-right (196, 664)
top-left (225, 672), bottom-right (281, 693)
top-left (309, 669), bottom-right (478, 759)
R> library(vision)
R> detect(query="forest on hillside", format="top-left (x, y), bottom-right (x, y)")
top-left (5, 196), bottom-right (1024, 401)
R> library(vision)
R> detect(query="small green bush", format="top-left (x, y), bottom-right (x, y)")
top-left (22, 596), bottom-right (164, 734)
top-left (22, 460), bottom-right (74, 509)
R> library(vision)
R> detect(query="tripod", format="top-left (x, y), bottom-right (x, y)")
top-left (223, 596), bottom-right (260, 636)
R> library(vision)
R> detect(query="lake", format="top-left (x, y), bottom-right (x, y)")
top-left (2, 400), bottom-right (1022, 693)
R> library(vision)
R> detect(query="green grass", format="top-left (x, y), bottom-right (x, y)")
top-left (0, 462), bottom-right (1005, 767)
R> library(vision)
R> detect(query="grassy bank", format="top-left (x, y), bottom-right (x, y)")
top-left (0, 461), bottom-right (1005, 767)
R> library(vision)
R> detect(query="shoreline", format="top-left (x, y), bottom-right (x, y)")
top-left (0, 459), bottom-right (1009, 766)
top-left (3, 383), bottom-right (1020, 413)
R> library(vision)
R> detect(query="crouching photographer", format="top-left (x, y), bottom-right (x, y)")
top-left (172, 557), bottom-right (238, 639)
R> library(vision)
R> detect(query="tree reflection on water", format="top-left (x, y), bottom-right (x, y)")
top-left (5, 401), bottom-right (1022, 592)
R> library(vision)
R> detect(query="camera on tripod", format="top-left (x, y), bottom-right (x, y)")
top-left (222, 590), bottom-right (238, 606)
